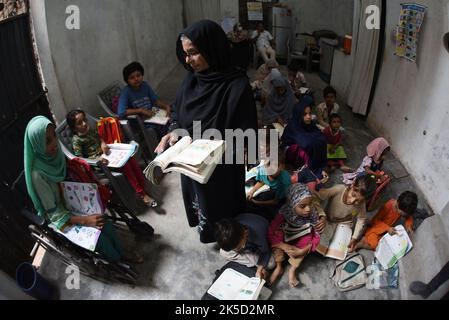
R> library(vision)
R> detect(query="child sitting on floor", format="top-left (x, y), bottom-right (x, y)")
top-left (268, 184), bottom-right (326, 288)
top-left (118, 61), bottom-right (172, 140)
top-left (316, 86), bottom-right (340, 130)
top-left (215, 213), bottom-right (276, 280)
top-left (323, 114), bottom-right (351, 173)
top-left (247, 151), bottom-right (291, 208)
top-left (343, 137), bottom-right (390, 185)
top-left (316, 175), bottom-right (377, 253)
top-left (283, 96), bottom-right (329, 191)
top-left (67, 109), bottom-right (158, 207)
top-left (287, 63), bottom-right (307, 99)
top-left (352, 191), bottom-right (418, 252)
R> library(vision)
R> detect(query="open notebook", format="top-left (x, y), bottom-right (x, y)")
top-left (144, 136), bottom-right (225, 185)
top-left (56, 182), bottom-right (103, 252)
top-left (101, 143), bottom-right (136, 168)
top-left (207, 268), bottom-right (271, 300)
top-left (144, 109), bottom-right (170, 126)
top-left (375, 225), bottom-right (413, 269)
top-left (316, 222), bottom-right (352, 261)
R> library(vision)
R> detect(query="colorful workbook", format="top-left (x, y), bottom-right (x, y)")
top-left (58, 182), bottom-right (104, 251)
top-left (207, 268), bottom-right (270, 300)
top-left (101, 143), bottom-right (136, 168)
top-left (375, 225), bottom-right (413, 269)
top-left (61, 182), bottom-right (104, 215)
top-left (316, 222), bottom-right (352, 261)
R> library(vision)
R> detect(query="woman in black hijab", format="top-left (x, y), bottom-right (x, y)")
top-left (155, 20), bottom-right (258, 244)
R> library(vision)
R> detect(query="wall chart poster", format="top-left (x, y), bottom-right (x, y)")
top-left (0, 0), bottom-right (27, 22)
top-left (395, 3), bottom-right (427, 62)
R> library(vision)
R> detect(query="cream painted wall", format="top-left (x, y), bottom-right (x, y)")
top-left (368, 0), bottom-right (449, 216)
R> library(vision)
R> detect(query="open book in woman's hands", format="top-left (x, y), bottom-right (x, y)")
top-left (144, 136), bottom-right (226, 185)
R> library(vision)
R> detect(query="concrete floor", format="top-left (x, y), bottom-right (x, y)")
top-left (38, 64), bottom-right (434, 300)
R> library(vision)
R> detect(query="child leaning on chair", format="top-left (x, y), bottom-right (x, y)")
top-left (66, 109), bottom-right (158, 208)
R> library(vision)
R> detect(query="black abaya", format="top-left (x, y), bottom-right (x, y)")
top-left (172, 20), bottom-right (258, 243)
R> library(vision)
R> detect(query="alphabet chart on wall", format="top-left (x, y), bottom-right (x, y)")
top-left (395, 3), bottom-right (427, 62)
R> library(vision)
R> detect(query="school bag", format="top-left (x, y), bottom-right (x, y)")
top-left (330, 253), bottom-right (367, 292)
top-left (97, 117), bottom-right (124, 144)
top-left (66, 158), bottom-right (112, 208)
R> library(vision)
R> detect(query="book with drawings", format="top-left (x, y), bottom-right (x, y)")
top-left (144, 109), bottom-right (170, 126)
top-left (207, 268), bottom-right (271, 300)
top-left (375, 225), bottom-right (413, 269)
top-left (101, 143), bottom-right (136, 168)
top-left (58, 181), bottom-right (103, 252)
top-left (316, 222), bottom-right (352, 261)
top-left (144, 136), bottom-right (226, 185)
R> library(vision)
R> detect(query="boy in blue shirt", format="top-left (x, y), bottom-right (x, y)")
top-left (118, 62), bottom-right (171, 139)
top-left (247, 151), bottom-right (291, 207)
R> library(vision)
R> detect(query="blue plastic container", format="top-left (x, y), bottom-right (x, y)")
top-left (16, 262), bottom-right (55, 300)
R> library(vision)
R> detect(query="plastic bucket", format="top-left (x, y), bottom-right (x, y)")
top-left (16, 262), bottom-right (55, 300)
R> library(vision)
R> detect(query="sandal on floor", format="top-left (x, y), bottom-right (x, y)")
top-left (146, 200), bottom-right (158, 208)
top-left (142, 195), bottom-right (158, 208)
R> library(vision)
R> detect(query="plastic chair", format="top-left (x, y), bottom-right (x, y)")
top-left (56, 113), bottom-right (140, 214)
top-left (97, 81), bottom-right (158, 161)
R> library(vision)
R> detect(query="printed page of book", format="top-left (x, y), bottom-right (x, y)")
top-left (375, 225), bottom-right (413, 269)
top-left (207, 268), bottom-right (251, 300)
top-left (317, 223), bottom-right (351, 261)
top-left (61, 182), bottom-right (103, 215)
top-left (154, 136), bottom-right (193, 170)
top-left (316, 222), bottom-right (337, 255)
top-left (325, 223), bottom-right (352, 261)
top-left (56, 225), bottom-right (101, 252)
top-left (375, 236), bottom-right (396, 270)
top-left (236, 277), bottom-right (265, 300)
top-left (173, 139), bottom-right (224, 167)
top-left (166, 143), bottom-right (224, 184)
top-left (245, 184), bottom-right (271, 198)
top-left (102, 143), bottom-right (136, 168)
top-left (144, 109), bottom-right (169, 126)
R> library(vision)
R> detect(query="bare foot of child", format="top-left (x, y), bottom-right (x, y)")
top-left (269, 264), bottom-right (284, 286)
top-left (288, 266), bottom-right (300, 288)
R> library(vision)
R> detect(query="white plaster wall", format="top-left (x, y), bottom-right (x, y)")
top-left (32, 0), bottom-right (184, 120)
top-left (368, 0), bottom-right (449, 215)
top-left (284, 0), bottom-right (354, 36)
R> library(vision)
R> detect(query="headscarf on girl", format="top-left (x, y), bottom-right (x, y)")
top-left (282, 96), bottom-right (327, 173)
top-left (172, 20), bottom-right (258, 244)
top-left (367, 138), bottom-right (390, 164)
top-left (262, 71), bottom-right (295, 125)
top-left (279, 183), bottom-right (319, 228)
top-left (174, 20), bottom-right (256, 136)
top-left (24, 116), bottom-right (66, 217)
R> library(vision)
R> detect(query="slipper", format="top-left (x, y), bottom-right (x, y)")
top-left (146, 200), bottom-right (158, 208)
